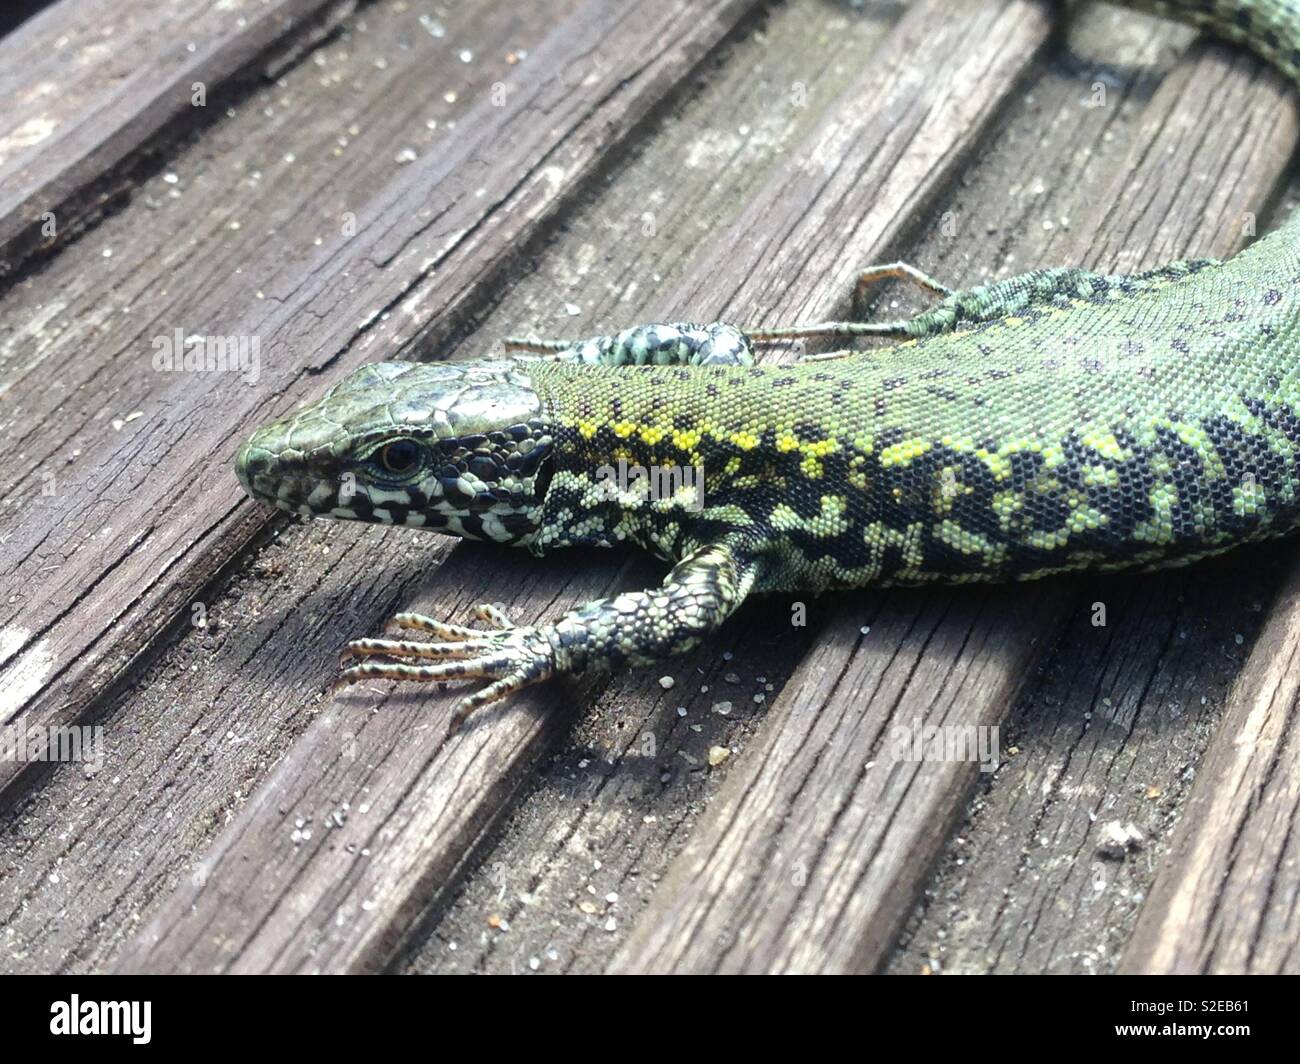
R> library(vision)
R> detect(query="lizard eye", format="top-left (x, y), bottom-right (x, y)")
top-left (377, 439), bottom-right (420, 476)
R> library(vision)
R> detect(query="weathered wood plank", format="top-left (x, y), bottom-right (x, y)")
top-left (10, 0), bottom-right (1290, 978)
top-left (112, 544), bottom-right (638, 973)
top-left (888, 548), bottom-right (1280, 974)
top-left (403, 599), bottom-right (815, 974)
top-left (0, 0), bottom-right (766, 803)
top-left (400, 0), bottom-right (910, 974)
top-left (611, 7), bottom-right (1297, 974)
top-left (0, 0), bottom-right (582, 974)
top-left (0, 0), bottom-right (356, 274)
top-left (1114, 170), bottom-right (1300, 977)
top-left (883, 21), bottom-right (1300, 976)
top-left (1119, 552), bottom-right (1300, 974)
top-left (112, 0), bottom-right (1054, 973)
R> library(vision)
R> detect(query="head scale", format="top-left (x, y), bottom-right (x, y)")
top-left (235, 360), bottom-right (554, 545)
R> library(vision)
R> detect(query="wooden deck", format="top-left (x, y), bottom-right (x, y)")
top-left (0, 0), bottom-right (1297, 974)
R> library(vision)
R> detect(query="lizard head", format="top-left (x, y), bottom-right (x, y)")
top-left (235, 360), bottom-right (554, 545)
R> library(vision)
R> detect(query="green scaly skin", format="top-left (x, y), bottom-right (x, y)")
top-left (236, 0), bottom-right (1300, 732)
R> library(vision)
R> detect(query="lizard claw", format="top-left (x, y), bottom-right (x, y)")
top-left (472, 602), bottom-right (514, 629)
top-left (333, 606), bottom-right (556, 734)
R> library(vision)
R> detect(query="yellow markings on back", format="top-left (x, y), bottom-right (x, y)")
top-left (797, 437), bottom-right (838, 478)
top-left (1040, 444), bottom-right (1065, 470)
top-left (1148, 419), bottom-right (1227, 481)
top-left (879, 437), bottom-right (931, 468)
top-left (1081, 430), bottom-right (1127, 462)
top-left (977, 448), bottom-right (1012, 482)
top-left (673, 427), bottom-right (703, 451)
top-left (1082, 464), bottom-right (1119, 488)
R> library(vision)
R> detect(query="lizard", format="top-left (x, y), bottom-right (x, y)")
top-left (236, 0), bottom-right (1300, 734)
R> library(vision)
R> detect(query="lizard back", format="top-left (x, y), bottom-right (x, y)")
top-left (530, 218), bottom-right (1300, 591)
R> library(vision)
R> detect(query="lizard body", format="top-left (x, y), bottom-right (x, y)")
top-left (237, 0), bottom-right (1300, 730)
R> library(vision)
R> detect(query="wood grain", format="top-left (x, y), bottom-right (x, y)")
top-left (0, 0), bottom-right (356, 274)
top-left (0, 0), bottom-right (581, 974)
top-left (1, 0), bottom-right (890, 976)
top-left (1120, 553), bottom-right (1300, 974)
top-left (1, 0), bottom-right (1294, 977)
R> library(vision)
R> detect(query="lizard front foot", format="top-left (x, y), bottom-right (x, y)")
top-left (332, 540), bottom-right (762, 736)
top-left (334, 604), bottom-right (557, 734)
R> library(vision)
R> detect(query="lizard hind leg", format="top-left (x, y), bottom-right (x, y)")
top-left (744, 259), bottom-right (955, 346)
top-left (745, 261), bottom-right (1208, 353)
top-left (852, 260), bottom-right (952, 312)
